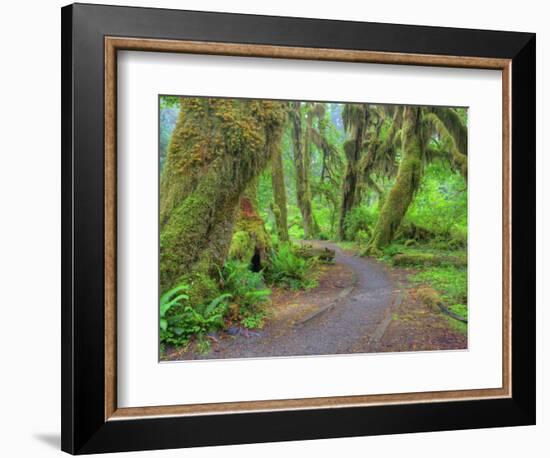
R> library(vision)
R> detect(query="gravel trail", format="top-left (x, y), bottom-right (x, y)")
top-left (181, 241), bottom-right (394, 360)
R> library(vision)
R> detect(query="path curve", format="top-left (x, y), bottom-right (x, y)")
top-left (188, 241), bottom-right (394, 359)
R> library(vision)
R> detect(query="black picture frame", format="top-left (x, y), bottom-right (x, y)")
top-left (61, 3), bottom-right (536, 454)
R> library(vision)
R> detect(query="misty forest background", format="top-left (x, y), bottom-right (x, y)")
top-left (159, 96), bottom-right (468, 355)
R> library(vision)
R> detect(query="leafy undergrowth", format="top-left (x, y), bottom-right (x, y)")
top-left (160, 286), bottom-right (230, 354)
top-left (265, 242), bottom-right (319, 290)
top-left (160, 243), bottom-right (319, 357)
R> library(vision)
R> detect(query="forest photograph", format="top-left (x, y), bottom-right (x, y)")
top-left (159, 95), bottom-right (468, 361)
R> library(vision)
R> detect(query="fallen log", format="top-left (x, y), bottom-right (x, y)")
top-left (416, 287), bottom-right (468, 323)
top-left (392, 252), bottom-right (466, 268)
top-left (296, 245), bottom-right (336, 262)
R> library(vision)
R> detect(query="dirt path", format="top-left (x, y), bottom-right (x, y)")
top-left (171, 241), bottom-right (395, 360)
top-left (369, 266), bottom-right (467, 353)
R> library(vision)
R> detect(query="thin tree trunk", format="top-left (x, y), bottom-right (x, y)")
top-left (290, 102), bottom-right (315, 239)
top-left (160, 97), bottom-right (286, 302)
top-left (270, 142), bottom-right (289, 242)
top-left (366, 106), bottom-right (424, 253)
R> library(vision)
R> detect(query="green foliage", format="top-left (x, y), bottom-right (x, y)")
top-left (241, 313), bottom-right (265, 330)
top-left (219, 260), bottom-right (271, 328)
top-left (159, 97), bottom-right (470, 351)
top-left (410, 266), bottom-right (468, 320)
top-left (405, 163), bottom-right (467, 242)
top-left (267, 243), bottom-right (318, 290)
top-left (161, 260), bottom-right (274, 351)
top-left (311, 203), bottom-right (335, 240)
top-left (160, 282), bottom-right (231, 347)
top-left (160, 95), bottom-right (181, 109)
top-left (355, 229), bottom-right (371, 246)
top-left (184, 293), bottom-right (231, 333)
top-left (219, 260), bottom-right (269, 303)
top-left (288, 217), bottom-right (305, 240)
top-left (343, 206), bottom-right (378, 241)
top-left (159, 284), bottom-right (190, 335)
top-left (380, 243), bottom-right (404, 258)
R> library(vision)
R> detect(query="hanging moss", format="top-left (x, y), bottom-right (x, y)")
top-left (431, 107), bottom-right (468, 157)
top-left (423, 111), bottom-right (468, 180)
top-left (160, 98), bottom-right (286, 300)
top-left (338, 104), bottom-right (368, 240)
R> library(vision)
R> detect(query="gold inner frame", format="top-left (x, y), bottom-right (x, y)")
top-left (104, 36), bottom-right (512, 421)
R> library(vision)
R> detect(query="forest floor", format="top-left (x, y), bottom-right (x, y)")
top-left (165, 241), bottom-right (466, 361)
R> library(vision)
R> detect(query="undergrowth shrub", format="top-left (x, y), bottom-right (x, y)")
top-left (343, 206), bottom-right (378, 241)
top-left (313, 205), bottom-right (336, 240)
top-left (219, 260), bottom-right (271, 329)
top-left (161, 259), bottom-right (275, 353)
top-left (160, 283), bottom-right (231, 349)
top-left (266, 243), bottom-right (318, 290)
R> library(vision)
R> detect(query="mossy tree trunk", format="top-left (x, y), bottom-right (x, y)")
top-left (159, 97), bottom-right (286, 302)
top-left (270, 141), bottom-right (289, 242)
top-left (366, 106), bottom-right (424, 253)
top-left (338, 104), bottom-right (369, 240)
top-left (290, 101), bottom-right (316, 239)
top-left (229, 179), bottom-right (272, 271)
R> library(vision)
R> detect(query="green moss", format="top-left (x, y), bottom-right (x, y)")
top-left (229, 180), bottom-right (272, 267)
top-left (366, 106), bottom-right (424, 252)
top-left (392, 252), bottom-right (467, 267)
top-left (423, 111), bottom-right (468, 180)
top-left (160, 98), bottom-right (286, 295)
top-left (229, 231), bottom-right (254, 261)
top-left (446, 316), bottom-right (468, 335)
top-left (410, 266), bottom-right (467, 309)
top-left (338, 104), bottom-right (368, 240)
top-left (180, 272), bottom-right (220, 311)
top-left (271, 141), bottom-right (289, 242)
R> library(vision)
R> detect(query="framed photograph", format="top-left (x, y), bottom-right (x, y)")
top-left (61, 3), bottom-right (536, 454)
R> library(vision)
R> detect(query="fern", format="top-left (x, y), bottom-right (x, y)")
top-left (159, 283), bottom-right (189, 332)
top-left (267, 243), bottom-right (316, 290)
